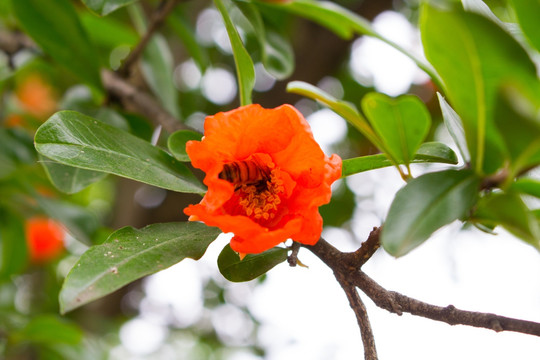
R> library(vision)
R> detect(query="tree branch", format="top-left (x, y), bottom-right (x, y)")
top-left (118, 0), bottom-right (181, 76)
top-left (305, 237), bottom-right (540, 338)
top-left (335, 273), bottom-right (378, 360)
top-left (101, 70), bottom-right (190, 133)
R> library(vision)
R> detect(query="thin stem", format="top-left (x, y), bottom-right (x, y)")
top-left (102, 70), bottom-right (192, 133)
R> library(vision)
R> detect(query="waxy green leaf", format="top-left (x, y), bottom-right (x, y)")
top-left (236, 2), bottom-right (294, 80)
top-left (361, 93), bottom-right (431, 167)
top-left (0, 211), bottom-right (27, 280)
top-left (214, 0), bottom-right (255, 106)
top-left (60, 222), bottom-right (221, 313)
top-left (81, 0), bottom-right (138, 16)
top-left (341, 142), bottom-right (458, 177)
top-left (286, 81), bottom-right (382, 150)
top-left (474, 192), bottom-right (540, 249)
top-left (421, 4), bottom-right (540, 174)
top-left (11, 0), bottom-right (102, 93)
top-left (510, 0), bottom-right (540, 52)
top-left (510, 178), bottom-right (540, 199)
top-left (168, 130), bottom-right (202, 162)
top-left (35, 111), bottom-right (205, 194)
top-left (40, 156), bottom-right (107, 194)
top-left (382, 170), bottom-right (480, 257)
top-left (218, 244), bottom-right (288, 282)
top-left (494, 87), bottom-right (540, 176)
top-left (437, 93), bottom-right (470, 163)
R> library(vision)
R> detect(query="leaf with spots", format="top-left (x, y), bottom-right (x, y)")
top-left (59, 222), bottom-right (221, 314)
top-left (34, 111), bottom-right (205, 194)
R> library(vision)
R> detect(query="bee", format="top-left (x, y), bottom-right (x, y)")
top-left (219, 159), bottom-right (269, 188)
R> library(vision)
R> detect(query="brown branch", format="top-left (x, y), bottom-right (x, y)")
top-left (335, 273), bottom-right (378, 360)
top-left (102, 69), bottom-right (190, 133)
top-left (118, 0), bottom-right (181, 76)
top-left (306, 238), bottom-right (540, 338)
top-left (0, 30), bottom-right (34, 55)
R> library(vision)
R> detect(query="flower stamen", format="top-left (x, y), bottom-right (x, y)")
top-left (238, 169), bottom-right (284, 221)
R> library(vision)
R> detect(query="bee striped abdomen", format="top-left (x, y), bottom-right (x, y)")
top-left (219, 160), bottom-right (267, 186)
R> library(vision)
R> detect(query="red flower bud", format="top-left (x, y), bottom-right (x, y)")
top-left (25, 217), bottom-right (65, 264)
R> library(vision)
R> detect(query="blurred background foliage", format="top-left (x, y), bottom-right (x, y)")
top-left (0, 0), bottom-right (531, 358)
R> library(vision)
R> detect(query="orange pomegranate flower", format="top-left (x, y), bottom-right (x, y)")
top-left (184, 104), bottom-right (342, 254)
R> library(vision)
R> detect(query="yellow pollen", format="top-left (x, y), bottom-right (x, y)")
top-left (237, 169), bottom-right (284, 220)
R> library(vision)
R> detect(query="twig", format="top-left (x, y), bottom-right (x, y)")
top-left (349, 226), bottom-right (381, 268)
top-left (306, 238), bottom-right (540, 338)
top-left (118, 0), bottom-right (181, 76)
top-left (335, 273), bottom-right (378, 360)
top-left (102, 69), bottom-right (190, 133)
top-left (287, 241), bottom-right (301, 267)
top-left (352, 270), bottom-right (540, 337)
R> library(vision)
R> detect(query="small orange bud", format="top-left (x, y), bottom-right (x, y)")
top-left (4, 114), bottom-right (26, 128)
top-left (16, 74), bottom-right (57, 119)
top-left (25, 217), bottom-right (65, 264)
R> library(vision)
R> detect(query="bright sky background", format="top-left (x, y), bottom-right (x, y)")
top-left (112, 10), bottom-right (540, 359)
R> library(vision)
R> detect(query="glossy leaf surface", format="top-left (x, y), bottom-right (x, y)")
top-left (510, 0), bottom-right (540, 52)
top-left (218, 244), bottom-right (287, 282)
top-left (60, 222), bottom-right (221, 313)
top-left (81, 0), bottom-right (138, 16)
top-left (168, 130), bottom-right (203, 162)
top-left (437, 93), bottom-right (470, 163)
top-left (474, 192), bottom-right (540, 249)
top-left (214, 0), bottom-right (255, 106)
top-left (342, 142), bottom-right (458, 177)
top-left (35, 111), bottom-right (205, 194)
top-left (382, 169), bottom-right (480, 257)
top-left (40, 155), bottom-right (107, 194)
top-left (362, 93), bottom-right (431, 166)
top-left (421, 4), bottom-right (540, 174)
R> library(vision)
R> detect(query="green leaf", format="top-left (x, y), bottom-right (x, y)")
top-left (217, 244), bottom-right (287, 282)
top-left (236, 2), bottom-right (294, 80)
top-left (40, 155), bottom-right (107, 195)
top-left (286, 81), bottom-right (382, 150)
top-left (167, 130), bottom-right (202, 162)
top-left (382, 169), bottom-right (480, 257)
top-left (474, 192), bottom-right (540, 248)
top-left (258, 0), bottom-right (442, 87)
top-left (510, 178), bottom-right (540, 198)
top-left (421, 4), bottom-right (540, 174)
top-left (437, 93), bottom-right (470, 163)
top-left (16, 315), bottom-right (82, 345)
top-left (0, 211), bottom-right (27, 279)
top-left (361, 93), bottom-right (431, 167)
top-left (320, 181), bottom-right (355, 227)
top-left (494, 86), bottom-right (540, 176)
top-left (35, 111), bottom-right (205, 194)
top-left (11, 0), bottom-right (103, 93)
top-left (510, 0), bottom-right (540, 52)
top-left (80, 12), bottom-right (138, 49)
top-left (81, 0), bottom-right (138, 16)
top-left (214, 0), bottom-right (255, 106)
top-left (60, 222), bottom-right (221, 313)
top-left (341, 142), bottom-right (458, 177)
